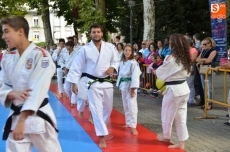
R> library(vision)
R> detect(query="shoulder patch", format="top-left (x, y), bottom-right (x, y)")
top-left (41, 60), bottom-right (49, 68)
top-left (36, 47), bottom-right (47, 57)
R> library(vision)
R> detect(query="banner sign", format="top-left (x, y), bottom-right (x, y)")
top-left (209, 0), bottom-right (227, 61)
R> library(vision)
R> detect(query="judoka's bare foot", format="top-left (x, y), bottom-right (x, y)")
top-left (89, 115), bottom-right (94, 124)
top-left (99, 137), bottom-right (106, 148)
top-left (157, 135), bottom-right (170, 142)
top-left (168, 141), bottom-right (185, 149)
top-left (122, 125), bottom-right (130, 128)
top-left (131, 128), bottom-right (138, 135)
top-left (78, 112), bottom-right (84, 118)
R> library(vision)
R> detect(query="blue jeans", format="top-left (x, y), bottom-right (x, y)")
top-left (200, 74), bottom-right (212, 100)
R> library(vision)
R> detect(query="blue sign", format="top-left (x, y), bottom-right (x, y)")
top-left (209, 0), bottom-right (227, 61)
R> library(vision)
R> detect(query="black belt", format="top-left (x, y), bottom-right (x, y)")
top-left (158, 80), bottom-right (186, 91)
top-left (2, 98), bottom-right (58, 140)
top-left (81, 73), bottom-right (87, 78)
top-left (85, 73), bottom-right (112, 89)
top-left (165, 80), bottom-right (185, 85)
top-left (56, 65), bottom-right (61, 68)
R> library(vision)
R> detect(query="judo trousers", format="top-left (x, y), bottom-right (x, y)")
top-left (56, 68), bottom-right (64, 94)
top-left (88, 87), bottom-right (113, 136)
top-left (6, 122), bottom-right (62, 152)
top-left (64, 81), bottom-right (77, 104)
top-left (121, 89), bottom-right (138, 128)
top-left (161, 88), bottom-right (189, 141)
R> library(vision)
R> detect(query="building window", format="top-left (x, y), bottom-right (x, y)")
top-left (33, 32), bottom-right (40, 41)
top-left (33, 16), bottom-right (39, 26)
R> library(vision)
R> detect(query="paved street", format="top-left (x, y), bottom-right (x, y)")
top-left (113, 72), bottom-right (230, 152)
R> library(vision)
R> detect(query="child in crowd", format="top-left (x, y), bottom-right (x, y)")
top-left (116, 45), bottom-right (141, 135)
top-left (135, 52), bottom-right (145, 66)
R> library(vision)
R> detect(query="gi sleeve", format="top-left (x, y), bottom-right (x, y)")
top-left (130, 61), bottom-right (141, 89)
top-left (66, 47), bottom-right (85, 84)
top-left (0, 57), bottom-right (13, 108)
top-left (110, 45), bottom-right (120, 73)
top-left (21, 51), bottom-right (55, 112)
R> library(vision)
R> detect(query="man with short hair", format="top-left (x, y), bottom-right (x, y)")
top-left (67, 23), bottom-right (119, 148)
top-left (0, 16), bottom-right (61, 152)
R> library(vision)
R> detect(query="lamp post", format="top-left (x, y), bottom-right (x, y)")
top-left (128, 0), bottom-right (135, 45)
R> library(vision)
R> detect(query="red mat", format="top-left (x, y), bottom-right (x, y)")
top-left (50, 84), bottom-right (185, 152)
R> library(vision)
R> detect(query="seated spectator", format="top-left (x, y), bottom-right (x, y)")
top-left (136, 52), bottom-right (145, 65)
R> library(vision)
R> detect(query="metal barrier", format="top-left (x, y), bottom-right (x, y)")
top-left (196, 67), bottom-right (230, 119)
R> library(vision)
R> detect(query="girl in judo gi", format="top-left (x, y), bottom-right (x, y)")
top-left (116, 45), bottom-right (141, 135)
top-left (156, 33), bottom-right (191, 149)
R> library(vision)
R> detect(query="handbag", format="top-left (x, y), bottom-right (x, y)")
top-left (199, 65), bottom-right (211, 75)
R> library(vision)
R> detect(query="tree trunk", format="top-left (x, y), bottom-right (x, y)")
top-left (143, 0), bottom-right (155, 40)
top-left (41, 0), bottom-right (53, 47)
top-left (94, 0), bottom-right (107, 40)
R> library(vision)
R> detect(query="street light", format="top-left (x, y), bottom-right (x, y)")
top-left (128, 0), bottom-right (135, 45)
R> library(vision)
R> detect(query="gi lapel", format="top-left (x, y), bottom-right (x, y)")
top-left (89, 40), bottom-right (100, 64)
top-left (13, 43), bottom-right (36, 80)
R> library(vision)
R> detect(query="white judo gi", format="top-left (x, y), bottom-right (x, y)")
top-left (156, 55), bottom-right (190, 141)
top-left (116, 59), bottom-right (141, 128)
top-left (63, 48), bottom-right (79, 105)
top-left (52, 47), bottom-right (69, 94)
top-left (0, 43), bottom-right (62, 152)
top-left (66, 40), bottom-right (119, 136)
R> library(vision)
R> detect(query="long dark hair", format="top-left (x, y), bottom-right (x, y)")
top-left (170, 33), bottom-right (191, 73)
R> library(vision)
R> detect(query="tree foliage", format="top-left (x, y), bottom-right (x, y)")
top-left (154, 0), bottom-right (211, 41)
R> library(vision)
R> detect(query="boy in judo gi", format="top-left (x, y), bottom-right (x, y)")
top-left (156, 33), bottom-right (191, 149)
top-left (66, 23), bottom-right (119, 148)
top-left (116, 45), bottom-right (141, 135)
top-left (0, 16), bottom-right (62, 152)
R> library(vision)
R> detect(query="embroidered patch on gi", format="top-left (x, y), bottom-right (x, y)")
top-left (26, 58), bottom-right (33, 69)
top-left (41, 60), bottom-right (49, 68)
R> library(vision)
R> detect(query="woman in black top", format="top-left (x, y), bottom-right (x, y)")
top-left (196, 37), bottom-right (217, 109)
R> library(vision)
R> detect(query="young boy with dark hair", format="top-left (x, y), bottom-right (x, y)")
top-left (0, 16), bottom-right (62, 152)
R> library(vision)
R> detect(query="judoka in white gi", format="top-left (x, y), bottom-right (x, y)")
top-left (66, 23), bottom-right (119, 148)
top-left (52, 38), bottom-right (68, 98)
top-left (156, 33), bottom-right (191, 150)
top-left (63, 41), bottom-right (79, 106)
top-left (116, 45), bottom-right (141, 135)
top-left (0, 16), bottom-right (62, 152)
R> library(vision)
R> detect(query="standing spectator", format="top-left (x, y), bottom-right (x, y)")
top-left (139, 40), bottom-right (147, 54)
top-left (160, 37), bottom-right (171, 60)
top-left (116, 35), bottom-right (121, 44)
top-left (193, 33), bottom-right (202, 53)
top-left (196, 37), bottom-right (217, 110)
top-left (186, 38), bottom-right (198, 106)
top-left (116, 43), bottom-right (124, 59)
top-left (133, 43), bottom-right (139, 56)
top-left (157, 40), bottom-right (163, 57)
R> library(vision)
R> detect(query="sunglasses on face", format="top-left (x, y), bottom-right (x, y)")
top-left (202, 42), bottom-right (210, 46)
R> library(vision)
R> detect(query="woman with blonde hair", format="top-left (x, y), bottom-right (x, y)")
top-left (196, 37), bottom-right (217, 110)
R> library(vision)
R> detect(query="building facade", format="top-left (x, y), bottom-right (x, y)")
top-left (24, 10), bottom-right (87, 45)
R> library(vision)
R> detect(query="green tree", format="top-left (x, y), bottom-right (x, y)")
top-left (113, 0), bottom-right (144, 44)
top-left (155, 0), bottom-right (211, 41)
